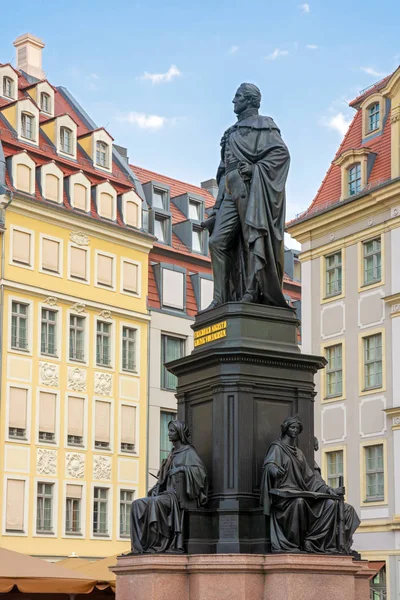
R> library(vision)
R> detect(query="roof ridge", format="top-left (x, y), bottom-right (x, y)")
top-left (130, 163), bottom-right (211, 195)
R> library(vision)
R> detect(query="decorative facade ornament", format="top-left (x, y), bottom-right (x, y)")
top-left (93, 455), bottom-right (112, 481)
top-left (67, 367), bottom-right (87, 392)
top-left (37, 448), bottom-right (57, 476)
top-left (390, 108), bottom-right (400, 124)
top-left (95, 372), bottom-right (113, 396)
top-left (367, 218), bottom-right (374, 227)
top-left (329, 233), bottom-right (335, 242)
top-left (70, 231), bottom-right (89, 246)
top-left (393, 416), bottom-right (400, 426)
top-left (66, 453), bottom-right (85, 479)
top-left (44, 296), bottom-right (58, 306)
top-left (39, 362), bottom-right (59, 387)
top-left (392, 208), bottom-right (399, 217)
top-left (391, 304), bottom-right (400, 314)
top-left (71, 303), bottom-right (86, 313)
top-left (99, 310), bottom-right (112, 320)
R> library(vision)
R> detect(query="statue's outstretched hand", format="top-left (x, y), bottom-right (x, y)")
top-left (201, 213), bottom-right (217, 235)
top-left (238, 162), bottom-right (253, 181)
top-left (269, 465), bottom-right (286, 481)
top-left (332, 486), bottom-right (345, 496)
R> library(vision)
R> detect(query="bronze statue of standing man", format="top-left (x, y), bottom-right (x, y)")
top-left (203, 83), bottom-right (290, 308)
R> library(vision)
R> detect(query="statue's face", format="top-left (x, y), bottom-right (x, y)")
top-left (232, 87), bottom-right (250, 115)
top-left (286, 422), bottom-right (301, 438)
top-left (168, 424), bottom-right (180, 442)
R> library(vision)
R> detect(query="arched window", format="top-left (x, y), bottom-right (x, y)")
top-left (60, 127), bottom-right (73, 154)
top-left (21, 113), bottom-right (34, 140)
top-left (125, 201), bottom-right (139, 228)
top-left (16, 164), bottom-right (32, 193)
top-left (3, 76), bottom-right (13, 99)
top-left (348, 163), bottom-right (361, 196)
top-left (45, 174), bottom-right (60, 202)
top-left (368, 103), bottom-right (380, 132)
top-left (96, 141), bottom-right (109, 168)
top-left (41, 92), bottom-right (51, 113)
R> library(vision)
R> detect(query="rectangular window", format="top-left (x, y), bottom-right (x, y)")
top-left (325, 344), bottom-right (343, 398)
top-left (154, 216), bottom-right (167, 243)
top-left (21, 113), bottom-right (34, 140)
top-left (41, 309), bottom-right (57, 356)
top-left (93, 487), bottom-right (108, 535)
top-left (364, 334), bottom-right (382, 390)
top-left (121, 405), bottom-right (136, 453)
top-left (38, 391), bottom-right (56, 442)
top-left (65, 485), bottom-right (82, 534)
top-left (122, 261), bottom-right (138, 294)
top-left (363, 238), bottom-right (381, 286)
top-left (325, 251), bottom-right (342, 297)
top-left (96, 321), bottom-right (111, 366)
top-left (153, 189), bottom-right (166, 209)
top-left (162, 269), bottom-right (184, 310)
top-left (42, 238), bottom-right (60, 273)
top-left (326, 450), bottom-right (343, 489)
top-left (122, 326), bottom-right (136, 372)
top-left (8, 387), bottom-right (27, 439)
top-left (60, 128), bottom-right (72, 154)
top-left (36, 482), bottom-right (54, 533)
top-left (120, 490), bottom-right (134, 537)
top-left (348, 163), bottom-right (361, 196)
top-left (12, 229), bottom-right (31, 266)
top-left (94, 401), bottom-right (111, 449)
top-left (192, 228), bottom-right (203, 253)
top-left (70, 246), bottom-right (87, 281)
top-left (160, 410), bottom-right (177, 462)
top-left (97, 253), bottom-right (114, 287)
top-left (6, 479), bottom-right (25, 532)
top-left (67, 396), bottom-right (84, 446)
top-left (365, 444), bottom-right (384, 502)
top-left (11, 301), bottom-right (28, 350)
top-left (161, 335), bottom-right (185, 390)
top-left (69, 315), bottom-right (85, 361)
top-left (368, 103), bottom-right (380, 132)
top-left (189, 200), bottom-right (200, 220)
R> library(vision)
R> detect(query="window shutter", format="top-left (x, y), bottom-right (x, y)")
top-left (123, 261), bottom-right (138, 293)
top-left (70, 246), bottom-right (87, 279)
top-left (125, 201), bottom-right (138, 227)
top-left (13, 230), bottom-right (31, 264)
top-left (68, 396), bottom-right (84, 437)
top-left (6, 479), bottom-right (25, 531)
top-left (97, 254), bottom-right (113, 286)
top-left (99, 192), bottom-right (113, 219)
top-left (95, 401), bottom-right (110, 443)
top-left (121, 405), bottom-right (136, 445)
top-left (9, 387), bottom-right (27, 429)
top-left (39, 392), bottom-right (56, 434)
top-left (16, 163), bottom-right (31, 193)
top-left (46, 174), bottom-right (59, 202)
top-left (74, 183), bottom-right (87, 211)
top-left (66, 484), bottom-right (82, 499)
top-left (42, 238), bottom-right (59, 272)
top-left (162, 269), bottom-right (184, 309)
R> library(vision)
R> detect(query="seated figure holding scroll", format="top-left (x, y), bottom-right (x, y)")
top-left (130, 420), bottom-right (208, 554)
top-left (260, 415), bottom-right (360, 554)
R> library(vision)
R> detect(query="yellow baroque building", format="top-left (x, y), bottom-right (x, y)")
top-left (0, 34), bottom-right (153, 559)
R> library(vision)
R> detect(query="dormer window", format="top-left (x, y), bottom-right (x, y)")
top-left (189, 199), bottom-right (201, 221)
top-left (21, 113), bottom-right (34, 140)
top-left (96, 141), bottom-right (109, 168)
top-left (153, 189), bottom-right (166, 209)
top-left (192, 228), bottom-right (203, 253)
top-left (348, 163), bottom-right (361, 196)
top-left (40, 92), bottom-right (51, 114)
top-left (154, 216), bottom-right (167, 242)
top-left (368, 103), bottom-right (380, 133)
top-left (3, 76), bottom-right (13, 99)
top-left (60, 127), bottom-right (73, 154)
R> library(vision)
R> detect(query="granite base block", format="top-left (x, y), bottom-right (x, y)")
top-left (111, 554), bottom-right (372, 600)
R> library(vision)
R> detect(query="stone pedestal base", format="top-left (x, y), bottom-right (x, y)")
top-left (112, 554), bottom-right (372, 600)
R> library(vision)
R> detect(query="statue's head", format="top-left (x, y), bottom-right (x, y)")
top-left (233, 83), bottom-right (261, 115)
top-left (280, 415), bottom-right (303, 439)
top-left (168, 420), bottom-right (191, 445)
top-left (314, 436), bottom-right (319, 452)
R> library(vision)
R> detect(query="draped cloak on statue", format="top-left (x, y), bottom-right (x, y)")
top-left (130, 424), bottom-right (207, 554)
top-left (260, 440), bottom-right (360, 554)
top-left (215, 115), bottom-right (290, 307)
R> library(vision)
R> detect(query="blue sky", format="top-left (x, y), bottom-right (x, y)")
top-left (1, 0), bottom-right (400, 248)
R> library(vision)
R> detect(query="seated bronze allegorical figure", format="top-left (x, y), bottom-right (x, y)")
top-left (260, 415), bottom-right (360, 554)
top-left (130, 420), bottom-right (208, 554)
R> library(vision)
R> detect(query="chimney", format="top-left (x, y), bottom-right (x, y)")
top-left (201, 178), bottom-right (218, 199)
top-left (13, 33), bottom-right (45, 80)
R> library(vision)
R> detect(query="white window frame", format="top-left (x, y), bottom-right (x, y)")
top-left (62, 480), bottom-right (86, 539)
top-left (33, 478), bottom-right (58, 538)
top-left (38, 302), bottom-right (61, 360)
top-left (5, 382), bottom-right (32, 445)
top-left (120, 257), bottom-right (142, 298)
top-left (35, 387), bottom-right (60, 448)
top-left (117, 485), bottom-right (137, 541)
top-left (118, 401), bottom-right (140, 458)
top-left (92, 129), bottom-right (113, 173)
top-left (0, 66), bottom-right (18, 100)
top-left (8, 295), bottom-right (33, 356)
top-left (2, 475), bottom-right (29, 537)
top-left (21, 112), bottom-right (35, 141)
top-left (94, 250), bottom-right (117, 291)
top-left (36, 81), bottom-right (54, 117)
top-left (17, 98), bottom-right (39, 146)
top-left (39, 233), bottom-right (63, 278)
top-left (66, 309), bottom-right (89, 367)
top-left (67, 242), bottom-right (90, 285)
top-left (119, 321), bottom-right (141, 376)
top-left (90, 483), bottom-right (113, 540)
top-left (40, 92), bottom-right (51, 114)
top-left (92, 397), bottom-right (114, 453)
top-left (94, 316), bottom-right (116, 370)
top-left (64, 393), bottom-right (88, 451)
top-left (9, 225), bottom-right (35, 271)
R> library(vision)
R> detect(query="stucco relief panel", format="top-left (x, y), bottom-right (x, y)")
top-left (359, 395), bottom-right (387, 438)
top-left (358, 289), bottom-right (385, 329)
top-left (39, 362), bottom-right (59, 387)
top-left (321, 403), bottom-right (346, 443)
top-left (93, 455), bottom-right (112, 481)
top-left (37, 448), bottom-right (57, 476)
top-left (67, 367), bottom-right (87, 392)
top-left (321, 302), bottom-right (345, 339)
top-left (66, 453), bottom-right (85, 479)
top-left (95, 372), bottom-right (113, 396)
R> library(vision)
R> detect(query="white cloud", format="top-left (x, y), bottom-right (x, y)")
top-left (140, 64), bottom-right (181, 84)
top-left (89, 73), bottom-right (99, 80)
top-left (306, 44), bottom-right (318, 50)
top-left (229, 45), bottom-right (239, 54)
top-left (299, 3), bottom-right (310, 13)
top-left (266, 48), bottom-right (289, 61)
top-left (321, 112), bottom-right (352, 136)
top-left (115, 111), bottom-right (177, 130)
top-left (360, 66), bottom-right (385, 78)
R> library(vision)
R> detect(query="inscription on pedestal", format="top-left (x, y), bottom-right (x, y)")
top-left (219, 514), bottom-right (238, 539)
top-left (194, 320), bottom-right (227, 347)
